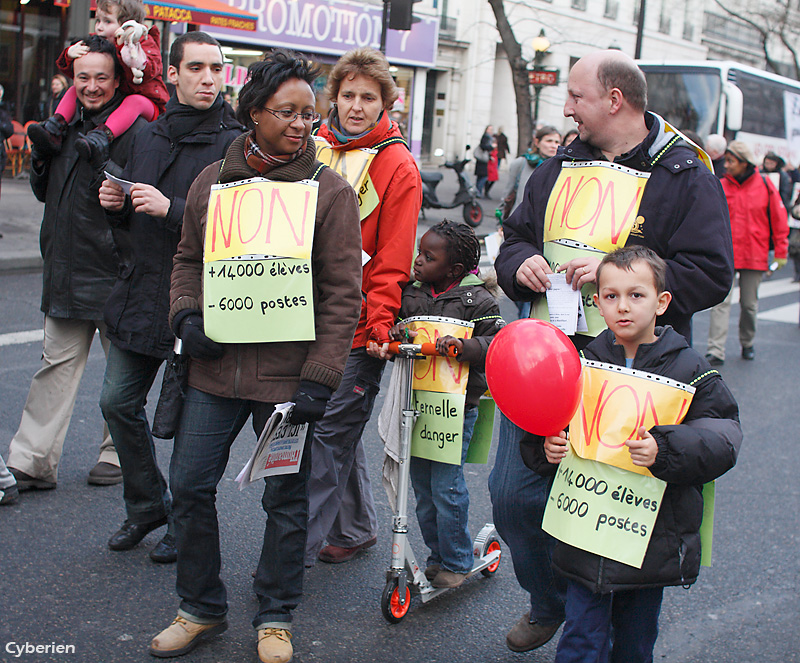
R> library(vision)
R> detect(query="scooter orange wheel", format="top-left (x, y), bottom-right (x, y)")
top-left (381, 579), bottom-right (411, 623)
top-left (481, 537), bottom-right (502, 576)
top-left (463, 201), bottom-right (483, 227)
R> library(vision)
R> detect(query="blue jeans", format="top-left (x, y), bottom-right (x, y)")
top-left (410, 405), bottom-right (479, 574)
top-left (488, 412), bottom-right (565, 625)
top-left (99, 344), bottom-right (169, 524)
top-left (169, 388), bottom-right (311, 628)
top-left (555, 579), bottom-right (663, 663)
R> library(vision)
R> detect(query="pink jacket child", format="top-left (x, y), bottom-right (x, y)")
top-left (28, 0), bottom-right (168, 167)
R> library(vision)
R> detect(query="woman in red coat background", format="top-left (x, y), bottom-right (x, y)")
top-left (706, 141), bottom-right (788, 364)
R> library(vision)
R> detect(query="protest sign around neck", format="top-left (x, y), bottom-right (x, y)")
top-left (530, 161), bottom-right (650, 337)
top-left (313, 136), bottom-right (378, 221)
top-left (569, 360), bottom-right (695, 477)
top-left (542, 447), bottom-right (667, 569)
top-left (405, 316), bottom-right (473, 466)
top-left (543, 161), bottom-right (650, 253)
top-left (202, 178), bottom-right (318, 343)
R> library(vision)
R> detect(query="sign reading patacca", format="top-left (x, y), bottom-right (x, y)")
top-left (211, 0), bottom-right (439, 68)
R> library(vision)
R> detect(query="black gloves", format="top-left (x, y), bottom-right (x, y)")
top-left (290, 380), bottom-right (333, 424)
top-left (175, 310), bottom-right (224, 360)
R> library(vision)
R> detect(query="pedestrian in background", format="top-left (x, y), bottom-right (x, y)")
top-left (762, 151), bottom-right (793, 211)
top-left (706, 141), bottom-right (788, 365)
top-left (561, 128), bottom-right (578, 146)
top-left (149, 49), bottom-right (362, 662)
top-left (97, 31), bottom-right (243, 565)
top-left (0, 84), bottom-right (13, 202)
top-left (705, 133), bottom-right (727, 178)
top-left (501, 125), bottom-right (561, 319)
top-left (474, 125), bottom-right (493, 196)
top-left (495, 127), bottom-right (509, 168)
top-left (485, 143), bottom-right (499, 198)
top-left (44, 75), bottom-right (69, 118)
top-left (305, 46), bottom-right (422, 567)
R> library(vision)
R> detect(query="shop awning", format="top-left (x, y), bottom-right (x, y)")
top-left (145, 0), bottom-right (257, 32)
top-left (57, 0), bottom-right (258, 33)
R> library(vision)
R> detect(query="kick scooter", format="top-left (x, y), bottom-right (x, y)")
top-left (381, 341), bottom-right (501, 624)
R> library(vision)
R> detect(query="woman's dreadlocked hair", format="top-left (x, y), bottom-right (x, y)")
top-left (429, 220), bottom-right (481, 276)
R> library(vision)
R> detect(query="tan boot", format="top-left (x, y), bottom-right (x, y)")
top-left (257, 627), bottom-right (293, 663)
top-left (149, 615), bottom-right (227, 657)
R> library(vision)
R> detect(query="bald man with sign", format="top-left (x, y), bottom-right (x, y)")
top-left (492, 50), bottom-right (734, 653)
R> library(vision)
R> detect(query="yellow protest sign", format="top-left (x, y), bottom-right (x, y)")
top-left (406, 316), bottom-right (474, 465)
top-left (569, 360), bottom-right (695, 476)
top-left (204, 178), bottom-right (318, 263)
top-left (531, 239), bottom-right (606, 337)
top-left (312, 136), bottom-right (376, 191)
top-left (406, 317), bottom-right (473, 395)
top-left (543, 447), bottom-right (666, 569)
top-left (356, 173), bottom-right (380, 221)
top-left (543, 161), bottom-right (650, 253)
top-left (203, 258), bottom-right (315, 343)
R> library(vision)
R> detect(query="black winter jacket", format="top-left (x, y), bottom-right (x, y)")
top-left (104, 97), bottom-right (244, 358)
top-left (34, 92), bottom-right (146, 320)
top-left (398, 274), bottom-right (505, 407)
top-left (495, 113), bottom-right (734, 342)
top-left (523, 326), bottom-right (742, 593)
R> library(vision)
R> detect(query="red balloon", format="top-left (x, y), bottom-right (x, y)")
top-left (486, 319), bottom-right (582, 436)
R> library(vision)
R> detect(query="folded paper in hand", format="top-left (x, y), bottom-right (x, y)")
top-left (235, 402), bottom-right (309, 489)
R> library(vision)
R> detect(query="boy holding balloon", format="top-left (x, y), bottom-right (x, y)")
top-left (382, 221), bottom-right (505, 589)
top-left (530, 246), bottom-right (742, 662)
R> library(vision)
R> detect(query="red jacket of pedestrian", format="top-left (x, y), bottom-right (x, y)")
top-left (487, 148), bottom-right (499, 183)
top-left (722, 167), bottom-right (789, 271)
top-left (316, 111), bottom-right (422, 347)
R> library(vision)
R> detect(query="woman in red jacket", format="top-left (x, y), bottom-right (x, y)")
top-left (706, 141), bottom-right (789, 364)
top-left (306, 47), bottom-right (423, 566)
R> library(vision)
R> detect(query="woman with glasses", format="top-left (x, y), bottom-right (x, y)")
top-left (305, 47), bottom-right (422, 568)
top-left (150, 49), bottom-right (362, 663)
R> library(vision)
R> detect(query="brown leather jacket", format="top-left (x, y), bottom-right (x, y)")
top-left (169, 134), bottom-right (362, 403)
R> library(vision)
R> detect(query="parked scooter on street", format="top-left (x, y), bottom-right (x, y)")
top-left (419, 157), bottom-right (484, 228)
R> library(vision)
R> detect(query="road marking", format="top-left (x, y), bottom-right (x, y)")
top-left (758, 302), bottom-right (799, 323)
top-left (0, 281), bottom-right (796, 349)
top-left (0, 329), bottom-right (42, 347)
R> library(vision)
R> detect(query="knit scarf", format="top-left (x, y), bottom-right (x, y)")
top-left (524, 151), bottom-right (546, 168)
top-left (164, 94), bottom-right (223, 142)
top-left (244, 132), bottom-right (306, 175)
top-left (327, 107), bottom-right (384, 144)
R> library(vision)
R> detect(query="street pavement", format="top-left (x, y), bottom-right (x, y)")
top-left (2, 164), bottom-right (800, 662)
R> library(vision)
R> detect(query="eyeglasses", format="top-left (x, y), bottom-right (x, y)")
top-left (262, 108), bottom-right (321, 123)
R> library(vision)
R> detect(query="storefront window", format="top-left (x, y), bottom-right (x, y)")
top-left (0, 0), bottom-right (64, 121)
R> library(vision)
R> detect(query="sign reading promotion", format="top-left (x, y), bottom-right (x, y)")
top-left (203, 178), bottom-right (318, 343)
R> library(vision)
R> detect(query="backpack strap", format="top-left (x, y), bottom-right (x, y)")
top-left (310, 162), bottom-right (327, 181)
top-left (372, 136), bottom-right (411, 153)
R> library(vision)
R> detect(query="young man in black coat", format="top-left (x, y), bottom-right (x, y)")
top-left (97, 31), bottom-right (243, 563)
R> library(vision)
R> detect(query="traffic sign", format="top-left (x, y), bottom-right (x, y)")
top-left (529, 69), bottom-right (560, 86)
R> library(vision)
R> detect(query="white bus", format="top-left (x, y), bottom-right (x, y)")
top-left (637, 60), bottom-right (800, 164)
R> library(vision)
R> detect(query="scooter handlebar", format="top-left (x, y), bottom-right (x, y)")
top-left (387, 341), bottom-right (459, 358)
